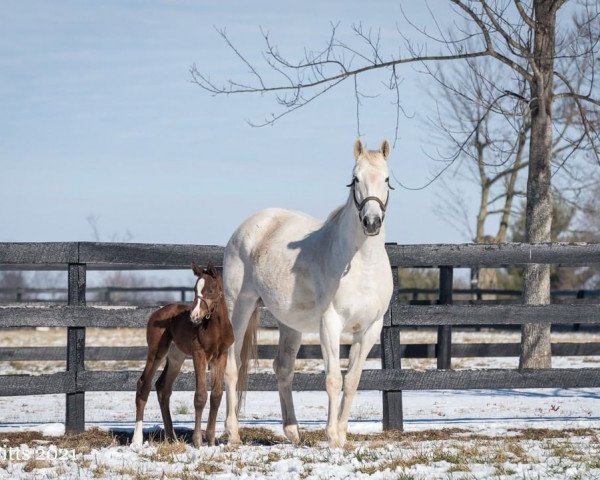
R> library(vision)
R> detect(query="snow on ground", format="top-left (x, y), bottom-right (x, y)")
top-left (0, 327), bottom-right (599, 478)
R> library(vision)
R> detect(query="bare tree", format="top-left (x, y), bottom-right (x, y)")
top-left (193, 0), bottom-right (600, 368)
top-left (431, 9), bottom-right (600, 299)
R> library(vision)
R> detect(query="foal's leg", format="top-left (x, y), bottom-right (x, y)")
top-left (320, 308), bottom-right (344, 448)
top-left (337, 316), bottom-right (383, 445)
top-left (206, 352), bottom-right (227, 446)
top-left (155, 345), bottom-right (186, 442)
top-left (224, 294), bottom-right (258, 444)
top-left (191, 344), bottom-right (208, 448)
top-left (274, 322), bottom-right (302, 444)
top-left (132, 332), bottom-right (171, 446)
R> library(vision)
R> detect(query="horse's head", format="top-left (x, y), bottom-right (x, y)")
top-left (348, 139), bottom-right (392, 236)
top-left (190, 261), bottom-right (223, 324)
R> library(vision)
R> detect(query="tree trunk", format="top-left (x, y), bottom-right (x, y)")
top-left (520, 0), bottom-right (557, 369)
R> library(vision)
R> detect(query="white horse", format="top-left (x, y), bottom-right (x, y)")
top-left (223, 139), bottom-right (393, 447)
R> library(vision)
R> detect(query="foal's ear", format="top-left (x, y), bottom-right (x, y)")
top-left (191, 261), bottom-right (204, 277)
top-left (381, 139), bottom-right (390, 160)
top-left (353, 139), bottom-right (364, 160)
top-left (206, 262), bottom-right (219, 278)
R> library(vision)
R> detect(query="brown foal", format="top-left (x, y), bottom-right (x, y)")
top-left (132, 263), bottom-right (233, 447)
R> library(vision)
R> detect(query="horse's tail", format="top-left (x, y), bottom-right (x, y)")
top-left (237, 307), bottom-right (258, 412)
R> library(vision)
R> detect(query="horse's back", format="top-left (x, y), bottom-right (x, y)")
top-left (223, 208), bottom-right (322, 327)
top-left (224, 207), bottom-right (319, 274)
top-left (148, 303), bottom-right (191, 328)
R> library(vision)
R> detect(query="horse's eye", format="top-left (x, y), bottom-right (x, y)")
top-left (346, 177), bottom-right (358, 187)
top-left (386, 177), bottom-right (395, 190)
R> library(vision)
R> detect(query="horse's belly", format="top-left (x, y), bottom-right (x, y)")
top-left (256, 274), bottom-right (321, 333)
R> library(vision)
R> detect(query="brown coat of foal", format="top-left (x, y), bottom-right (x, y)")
top-left (132, 263), bottom-right (234, 447)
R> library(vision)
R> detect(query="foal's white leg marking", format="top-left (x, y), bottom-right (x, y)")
top-left (274, 322), bottom-right (302, 444)
top-left (132, 421), bottom-right (144, 446)
top-left (337, 316), bottom-right (383, 444)
top-left (320, 308), bottom-right (344, 448)
top-left (191, 278), bottom-right (205, 320)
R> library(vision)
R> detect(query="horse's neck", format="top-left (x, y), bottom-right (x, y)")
top-left (321, 194), bottom-right (386, 268)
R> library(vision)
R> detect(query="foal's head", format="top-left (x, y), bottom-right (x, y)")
top-left (190, 262), bottom-right (223, 324)
top-left (348, 139), bottom-right (392, 236)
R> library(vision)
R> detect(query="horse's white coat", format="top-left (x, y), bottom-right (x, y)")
top-left (223, 140), bottom-right (393, 447)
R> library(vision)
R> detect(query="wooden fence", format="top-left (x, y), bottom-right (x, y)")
top-left (0, 241), bottom-right (599, 433)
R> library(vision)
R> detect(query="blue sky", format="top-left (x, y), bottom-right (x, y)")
top-left (2, 1), bottom-right (479, 247)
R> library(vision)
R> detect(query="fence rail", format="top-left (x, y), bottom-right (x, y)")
top-left (1, 241), bottom-right (599, 433)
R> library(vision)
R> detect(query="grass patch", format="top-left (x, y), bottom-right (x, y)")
top-left (150, 440), bottom-right (187, 462)
top-left (238, 427), bottom-right (286, 446)
top-left (174, 402), bottom-right (190, 415)
top-left (0, 427), bottom-right (116, 453)
top-left (356, 451), bottom-right (431, 475)
top-left (23, 458), bottom-right (52, 472)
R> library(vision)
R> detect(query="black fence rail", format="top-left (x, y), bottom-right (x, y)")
top-left (1, 241), bottom-right (600, 433)
top-left (3, 285), bottom-right (600, 305)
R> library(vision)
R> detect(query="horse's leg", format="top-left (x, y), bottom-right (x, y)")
top-left (191, 345), bottom-right (208, 448)
top-left (224, 293), bottom-right (258, 445)
top-left (337, 316), bottom-right (383, 445)
top-left (274, 322), bottom-right (302, 444)
top-left (320, 308), bottom-right (344, 448)
top-left (206, 352), bottom-right (227, 446)
top-left (132, 331), bottom-right (171, 446)
top-left (155, 345), bottom-right (186, 443)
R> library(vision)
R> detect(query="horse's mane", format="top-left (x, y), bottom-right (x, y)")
top-left (326, 205), bottom-right (344, 222)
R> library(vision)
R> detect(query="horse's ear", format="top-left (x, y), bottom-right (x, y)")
top-left (381, 139), bottom-right (390, 160)
top-left (206, 262), bottom-right (219, 277)
top-left (353, 139), bottom-right (364, 160)
top-left (191, 261), bottom-right (203, 277)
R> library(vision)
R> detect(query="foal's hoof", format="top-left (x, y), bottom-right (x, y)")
top-left (283, 424), bottom-right (301, 444)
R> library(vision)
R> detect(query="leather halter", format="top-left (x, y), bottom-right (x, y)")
top-left (195, 284), bottom-right (223, 320)
top-left (347, 177), bottom-right (390, 220)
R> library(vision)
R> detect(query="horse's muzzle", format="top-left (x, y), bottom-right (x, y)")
top-left (362, 215), bottom-right (382, 236)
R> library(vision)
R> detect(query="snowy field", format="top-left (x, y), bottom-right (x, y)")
top-left (0, 326), bottom-right (599, 479)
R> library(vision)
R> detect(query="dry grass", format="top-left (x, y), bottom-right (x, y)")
top-left (150, 440), bottom-right (188, 461)
top-left (0, 427), bottom-right (116, 453)
top-left (22, 458), bottom-right (52, 472)
top-left (238, 427), bottom-right (286, 446)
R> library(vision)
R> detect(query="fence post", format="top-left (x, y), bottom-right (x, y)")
top-left (180, 289), bottom-right (186, 303)
top-left (66, 263), bottom-right (86, 433)
top-left (437, 266), bottom-right (453, 370)
top-left (382, 265), bottom-right (403, 430)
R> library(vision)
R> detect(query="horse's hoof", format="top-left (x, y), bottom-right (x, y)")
top-left (228, 435), bottom-right (242, 446)
top-left (326, 429), bottom-right (344, 448)
top-left (284, 425), bottom-right (301, 444)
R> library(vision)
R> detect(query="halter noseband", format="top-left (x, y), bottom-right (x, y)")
top-left (347, 177), bottom-right (390, 220)
top-left (196, 289), bottom-right (222, 320)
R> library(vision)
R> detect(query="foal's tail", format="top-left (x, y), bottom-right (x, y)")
top-left (237, 307), bottom-right (258, 412)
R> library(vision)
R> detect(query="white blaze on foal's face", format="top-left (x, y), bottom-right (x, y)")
top-left (191, 277), bottom-right (205, 323)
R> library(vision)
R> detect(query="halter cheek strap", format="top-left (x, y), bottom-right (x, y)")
top-left (350, 182), bottom-right (389, 220)
top-left (197, 292), bottom-right (222, 320)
